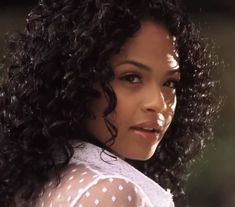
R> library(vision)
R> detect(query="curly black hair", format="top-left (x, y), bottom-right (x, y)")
top-left (0, 0), bottom-right (222, 206)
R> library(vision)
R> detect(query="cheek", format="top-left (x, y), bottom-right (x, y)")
top-left (164, 92), bottom-right (177, 127)
top-left (164, 89), bottom-right (177, 113)
top-left (109, 78), bottom-right (143, 126)
top-left (168, 94), bottom-right (177, 113)
top-left (109, 92), bottom-right (134, 126)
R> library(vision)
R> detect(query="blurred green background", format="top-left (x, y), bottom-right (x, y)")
top-left (0, 1), bottom-right (234, 206)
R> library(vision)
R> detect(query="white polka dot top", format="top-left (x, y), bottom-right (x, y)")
top-left (35, 142), bottom-right (175, 207)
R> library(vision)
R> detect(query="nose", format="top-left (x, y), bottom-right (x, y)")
top-left (142, 88), bottom-right (167, 114)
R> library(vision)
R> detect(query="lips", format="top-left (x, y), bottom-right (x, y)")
top-left (131, 126), bottom-right (160, 133)
top-left (130, 120), bottom-right (164, 144)
top-left (130, 120), bottom-right (164, 132)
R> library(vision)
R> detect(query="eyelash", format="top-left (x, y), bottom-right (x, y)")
top-left (119, 73), bottom-right (180, 89)
top-left (119, 73), bottom-right (143, 84)
top-left (163, 80), bottom-right (180, 89)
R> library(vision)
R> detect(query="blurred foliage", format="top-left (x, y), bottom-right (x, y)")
top-left (184, 0), bottom-right (235, 12)
top-left (185, 13), bottom-right (235, 207)
top-left (0, 1), bottom-right (234, 207)
top-left (187, 132), bottom-right (235, 207)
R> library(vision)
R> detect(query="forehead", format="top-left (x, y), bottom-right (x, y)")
top-left (112, 21), bottom-right (177, 65)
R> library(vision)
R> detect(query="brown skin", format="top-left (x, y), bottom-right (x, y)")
top-left (86, 22), bottom-right (181, 160)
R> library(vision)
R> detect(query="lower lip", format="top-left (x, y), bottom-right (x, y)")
top-left (131, 128), bottom-right (161, 144)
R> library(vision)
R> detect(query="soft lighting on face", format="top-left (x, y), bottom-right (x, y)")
top-left (166, 54), bottom-right (179, 70)
top-left (169, 95), bottom-right (177, 111)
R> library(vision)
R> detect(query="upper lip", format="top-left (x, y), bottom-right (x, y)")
top-left (130, 121), bottom-right (164, 133)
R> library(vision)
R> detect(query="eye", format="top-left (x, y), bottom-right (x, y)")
top-left (119, 73), bottom-right (143, 84)
top-left (164, 79), bottom-right (180, 89)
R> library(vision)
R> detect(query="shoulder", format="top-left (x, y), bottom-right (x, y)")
top-left (36, 163), bottom-right (149, 207)
top-left (35, 163), bottom-right (98, 206)
top-left (75, 176), bottom-right (144, 207)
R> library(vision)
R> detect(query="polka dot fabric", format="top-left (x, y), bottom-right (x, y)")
top-left (74, 177), bottom-right (143, 207)
top-left (34, 142), bottom-right (175, 207)
top-left (35, 164), bottom-right (149, 207)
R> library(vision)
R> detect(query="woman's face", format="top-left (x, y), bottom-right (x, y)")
top-left (86, 21), bottom-right (180, 160)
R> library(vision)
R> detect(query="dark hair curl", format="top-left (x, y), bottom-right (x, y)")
top-left (0, 0), bottom-right (222, 206)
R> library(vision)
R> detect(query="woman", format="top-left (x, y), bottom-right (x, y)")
top-left (0, 0), bottom-right (221, 206)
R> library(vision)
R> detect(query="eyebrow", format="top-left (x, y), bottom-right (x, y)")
top-left (114, 60), bottom-right (181, 74)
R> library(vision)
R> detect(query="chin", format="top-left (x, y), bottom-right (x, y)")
top-left (123, 151), bottom-right (155, 161)
top-left (136, 153), bottom-right (154, 161)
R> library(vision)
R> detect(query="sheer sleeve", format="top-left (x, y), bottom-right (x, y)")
top-left (35, 164), bottom-right (152, 207)
top-left (73, 177), bottom-right (149, 207)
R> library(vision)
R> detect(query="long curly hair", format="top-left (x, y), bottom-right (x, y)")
top-left (0, 0), bottom-right (222, 206)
